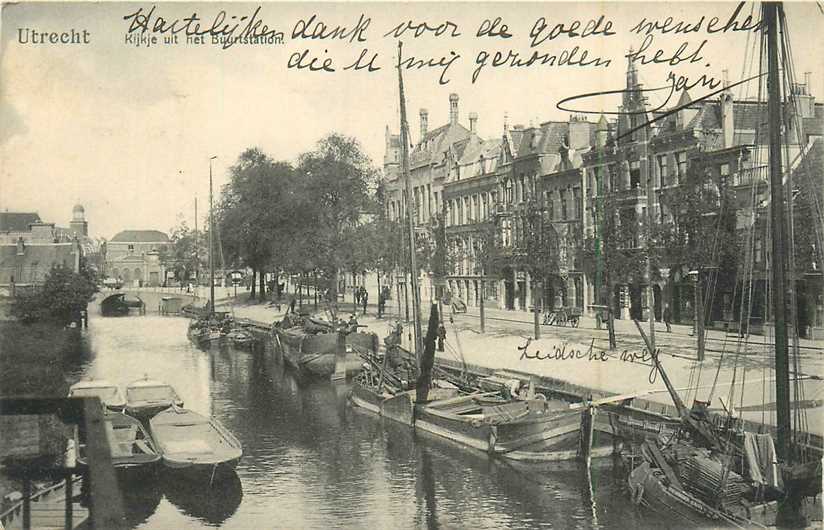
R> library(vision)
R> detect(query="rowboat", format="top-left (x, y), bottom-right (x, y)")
top-left (68, 379), bottom-right (126, 412)
top-left (75, 412), bottom-right (161, 478)
top-left (125, 378), bottom-right (184, 419)
top-left (149, 408), bottom-right (242, 479)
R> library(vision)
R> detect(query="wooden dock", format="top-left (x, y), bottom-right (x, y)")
top-left (1, 476), bottom-right (88, 530)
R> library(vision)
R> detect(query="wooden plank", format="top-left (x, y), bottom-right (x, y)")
top-left (82, 399), bottom-right (126, 530)
top-left (646, 441), bottom-right (683, 490)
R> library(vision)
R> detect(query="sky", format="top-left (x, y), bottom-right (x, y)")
top-left (1, 1), bottom-right (822, 239)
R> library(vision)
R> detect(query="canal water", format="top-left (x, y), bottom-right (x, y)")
top-left (67, 315), bottom-right (672, 529)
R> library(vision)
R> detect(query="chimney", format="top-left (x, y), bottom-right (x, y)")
top-left (469, 112), bottom-right (478, 133)
top-left (568, 114), bottom-right (590, 150)
top-left (449, 93), bottom-right (459, 125)
top-left (419, 109), bottom-right (429, 140)
top-left (721, 88), bottom-right (734, 149)
top-left (596, 115), bottom-right (609, 148)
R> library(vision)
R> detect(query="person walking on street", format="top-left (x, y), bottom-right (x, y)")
top-left (663, 304), bottom-right (672, 333)
top-left (289, 297), bottom-right (296, 314)
top-left (437, 322), bottom-right (446, 352)
top-left (362, 290), bottom-right (368, 315)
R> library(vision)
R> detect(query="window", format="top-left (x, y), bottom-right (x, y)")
top-left (128, 244), bottom-right (134, 252)
top-left (609, 164), bottom-right (619, 191)
top-left (630, 161), bottom-right (641, 189)
top-left (676, 152), bottom-right (688, 182)
top-left (505, 179), bottom-right (513, 204)
top-left (573, 187), bottom-right (581, 219)
top-left (560, 190), bottom-right (568, 220)
top-left (546, 191), bottom-right (555, 220)
top-left (657, 155), bottom-right (669, 187)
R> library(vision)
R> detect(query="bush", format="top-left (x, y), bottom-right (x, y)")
top-left (11, 265), bottom-right (98, 325)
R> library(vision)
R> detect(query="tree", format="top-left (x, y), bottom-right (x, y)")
top-left (658, 155), bottom-right (740, 359)
top-left (161, 220), bottom-right (206, 286)
top-left (218, 148), bottom-right (300, 302)
top-left (514, 201), bottom-right (560, 339)
top-left (297, 133), bottom-right (377, 315)
top-left (470, 220), bottom-right (504, 333)
top-left (12, 264), bottom-right (98, 325)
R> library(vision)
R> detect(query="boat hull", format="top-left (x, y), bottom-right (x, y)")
top-left (150, 409), bottom-right (243, 481)
top-left (274, 329), bottom-right (377, 378)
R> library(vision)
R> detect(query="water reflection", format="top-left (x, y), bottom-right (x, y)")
top-left (120, 479), bottom-right (162, 527)
top-left (67, 315), bottom-right (673, 530)
top-left (162, 471), bottom-right (243, 526)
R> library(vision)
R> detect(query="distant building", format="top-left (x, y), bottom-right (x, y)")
top-left (0, 206), bottom-right (90, 292)
top-left (105, 230), bottom-right (170, 287)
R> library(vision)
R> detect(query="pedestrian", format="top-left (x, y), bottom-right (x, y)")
top-left (663, 304), bottom-right (672, 333)
top-left (355, 288), bottom-right (361, 306)
top-left (348, 314), bottom-right (359, 332)
top-left (437, 322), bottom-right (446, 352)
top-left (289, 297), bottom-right (296, 314)
top-left (378, 293), bottom-right (385, 317)
top-left (362, 290), bottom-right (368, 315)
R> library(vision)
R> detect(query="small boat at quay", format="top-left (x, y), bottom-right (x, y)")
top-left (68, 379), bottom-right (126, 412)
top-left (149, 408), bottom-right (242, 479)
top-left (272, 313), bottom-right (378, 379)
top-left (75, 412), bottom-right (161, 478)
top-left (125, 378), bottom-right (184, 419)
top-left (226, 328), bottom-right (256, 350)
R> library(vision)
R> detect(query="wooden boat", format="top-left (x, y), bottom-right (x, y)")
top-left (75, 412), bottom-right (161, 477)
top-left (187, 313), bottom-right (231, 348)
top-left (626, 6), bottom-right (822, 525)
top-left (226, 328), bottom-right (256, 349)
top-left (100, 292), bottom-right (144, 316)
top-left (272, 314), bottom-right (378, 379)
top-left (125, 378), bottom-right (184, 419)
top-left (149, 408), bottom-right (242, 478)
top-left (68, 379), bottom-right (126, 412)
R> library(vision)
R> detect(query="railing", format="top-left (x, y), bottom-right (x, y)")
top-left (0, 398), bottom-right (125, 530)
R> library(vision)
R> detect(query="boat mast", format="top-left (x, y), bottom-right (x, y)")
top-left (195, 196), bottom-right (199, 290)
top-left (764, 2), bottom-right (792, 461)
top-left (209, 156), bottom-right (217, 315)
top-left (397, 41), bottom-right (424, 362)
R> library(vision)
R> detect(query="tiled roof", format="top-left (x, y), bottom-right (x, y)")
top-left (0, 212), bottom-right (41, 232)
top-left (0, 243), bottom-right (77, 268)
top-left (111, 230), bottom-right (169, 243)
top-left (410, 122), bottom-right (471, 169)
top-left (516, 122), bottom-right (570, 157)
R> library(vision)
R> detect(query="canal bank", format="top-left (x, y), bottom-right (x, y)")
top-left (3, 313), bottom-right (674, 529)
top-left (0, 321), bottom-right (80, 504)
top-left (220, 298), bottom-right (824, 437)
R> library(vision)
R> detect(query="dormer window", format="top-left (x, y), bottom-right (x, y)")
top-left (128, 244), bottom-right (134, 252)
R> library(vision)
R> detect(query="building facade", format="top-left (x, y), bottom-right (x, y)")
top-left (0, 205), bottom-right (91, 291)
top-left (383, 64), bottom-right (823, 334)
top-left (105, 230), bottom-right (170, 287)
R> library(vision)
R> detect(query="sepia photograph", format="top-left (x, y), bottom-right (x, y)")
top-left (0, 1), bottom-right (823, 528)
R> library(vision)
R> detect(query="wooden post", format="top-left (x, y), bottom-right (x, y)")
top-left (332, 329), bottom-right (347, 382)
top-left (479, 278), bottom-right (485, 333)
top-left (533, 279), bottom-right (541, 340)
top-left (23, 478), bottom-right (31, 530)
top-left (577, 403), bottom-right (595, 466)
top-left (64, 476), bottom-right (73, 530)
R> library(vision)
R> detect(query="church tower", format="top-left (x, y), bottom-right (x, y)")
top-left (70, 203), bottom-right (88, 236)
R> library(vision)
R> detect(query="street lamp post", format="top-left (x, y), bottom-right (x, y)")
top-left (209, 156), bottom-right (218, 314)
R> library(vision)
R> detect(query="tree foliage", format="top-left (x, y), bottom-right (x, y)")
top-left (161, 220), bottom-right (206, 284)
top-left (12, 265), bottom-right (98, 325)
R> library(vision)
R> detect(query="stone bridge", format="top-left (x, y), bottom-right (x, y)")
top-left (91, 289), bottom-right (201, 315)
